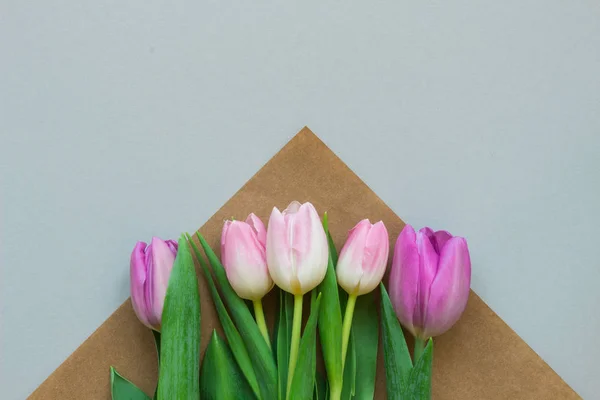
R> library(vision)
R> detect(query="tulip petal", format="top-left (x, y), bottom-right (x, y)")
top-left (130, 241), bottom-right (151, 328)
top-left (267, 207), bottom-right (294, 293)
top-left (419, 227), bottom-right (436, 252)
top-left (223, 222), bottom-right (272, 300)
top-left (246, 213), bottom-right (267, 248)
top-left (283, 201), bottom-right (302, 215)
top-left (414, 231), bottom-right (439, 331)
top-left (293, 202), bottom-right (328, 294)
top-left (389, 225), bottom-right (419, 336)
top-left (221, 221), bottom-right (232, 268)
top-left (148, 237), bottom-right (177, 327)
top-left (337, 219), bottom-right (370, 294)
top-left (419, 227), bottom-right (453, 255)
top-left (165, 239), bottom-right (179, 255)
top-left (357, 221), bottom-right (389, 294)
top-left (363, 221), bottom-right (389, 273)
top-left (423, 237), bottom-right (471, 338)
top-left (434, 230), bottom-right (453, 252)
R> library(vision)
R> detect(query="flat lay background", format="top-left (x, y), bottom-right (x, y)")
top-left (1, 1), bottom-right (599, 399)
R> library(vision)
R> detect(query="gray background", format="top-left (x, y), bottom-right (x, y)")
top-left (1, 1), bottom-right (599, 399)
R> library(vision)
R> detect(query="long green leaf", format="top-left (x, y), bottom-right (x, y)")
top-left (276, 290), bottom-right (294, 400)
top-left (187, 234), bottom-right (261, 399)
top-left (352, 293), bottom-right (379, 399)
top-left (319, 213), bottom-right (343, 394)
top-left (341, 331), bottom-right (356, 399)
top-left (156, 235), bottom-right (201, 400)
top-left (314, 372), bottom-right (329, 400)
top-left (290, 293), bottom-right (322, 400)
top-left (110, 367), bottom-right (150, 400)
top-left (317, 252), bottom-right (343, 391)
top-left (198, 233), bottom-right (278, 399)
top-left (322, 213), bottom-right (338, 266)
top-left (405, 339), bottom-right (433, 399)
top-left (200, 330), bottom-right (255, 400)
top-left (380, 283), bottom-right (412, 400)
top-left (151, 331), bottom-right (160, 400)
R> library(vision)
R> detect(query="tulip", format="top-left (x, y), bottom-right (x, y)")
top-left (336, 219), bottom-right (389, 296)
top-left (266, 201), bottom-right (328, 397)
top-left (130, 237), bottom-right (178, 331)
top-left (266, 201), bottom-right (328, 295)
top-left (221, 213), bottom-right (273, 347)
top-left (336, 219), bottom-right (389, 372)
top-left (221, 213), bottom-right (272, 301)
top-left (389, 224), bottom-right (471, 359)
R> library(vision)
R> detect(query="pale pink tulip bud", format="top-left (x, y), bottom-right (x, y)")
top-left (130, 237), bottom-right (178, 331)
top-left (389, 225), bottom-right (471, 339)
top-left (336, 219), bottom-right (389, 296)
top-left (266, 201), bottom-right (328, 295)
top-left (221, 213), bottom-right (273, 300)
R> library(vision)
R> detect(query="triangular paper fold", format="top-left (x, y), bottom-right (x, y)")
top-left (30, 127), bottom-right (577, 399)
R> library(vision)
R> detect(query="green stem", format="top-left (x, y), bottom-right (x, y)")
top-left (329, 385), bottom-right (342, 400)
top-left (340, 294), bottom-right (357, 371)
top-left (414, 337), bottom-right (425, 362)
top-left (286, 294), bottom-right (303, 399)
top-left (253, 299), bottom-right (271, 350)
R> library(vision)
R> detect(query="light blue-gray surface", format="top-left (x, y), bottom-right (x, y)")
top-left (1, 1), bottom-right (599, 399)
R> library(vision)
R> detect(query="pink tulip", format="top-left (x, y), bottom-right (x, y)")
top-left (130, 237), bottom-right (178, 331)
top-left (266, 201), bottom-right (328, 295)
top-left (336, 219), bottom-right (389, 295)
top-left (221, 213), bottom-right (273, 300)
top-left (389, 225), bottom-right (471, 339)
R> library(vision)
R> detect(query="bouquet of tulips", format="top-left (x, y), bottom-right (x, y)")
top-left (111, 201), bottom-right (471, 400)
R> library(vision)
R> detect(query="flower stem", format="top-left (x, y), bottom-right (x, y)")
top-left (340, 294), bottom-right (357, 371)
top-left (414, 337), bottom-right (425, 362)
top-left (253, 299), bottom-right (271, 350)
top-left (329, 385), bottom-right (342, 400)
top-left (286, 294), bottom-right (303, 399)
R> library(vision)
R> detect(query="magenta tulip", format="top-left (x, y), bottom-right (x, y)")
top-left (389, 225), bottom-right (471, 339)
top-left (130, 237), bottom-right (178, 331)
top-left (221, 213), bottom-right (273, 301)
top-left (266, 201), bottom-right (328, 295)
top-left (337, 219), bottom-right (389, 296)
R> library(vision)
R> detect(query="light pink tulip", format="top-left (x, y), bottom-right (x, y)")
top-left (336, 219), bottom-right (389, 295)
top-left (389, 225), bottom-right (471, 339)
top-left (130, 237), bottom-right (178, 331)
top-left (266, 201), bottom-right (328, 295)
top-left (221, 213), bottom-right (273, 300)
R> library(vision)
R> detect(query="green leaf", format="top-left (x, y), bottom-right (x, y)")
top-left (352, 293), bottom-right (379, 399)
top-left (187, 234), bottom-right (262, 399)
top-left (152, 331), bottom-right (161, 363)
top-left (314, 372), bottom-right (329, 400)
top-left (110, 367), bottom-right (151, 400)
top-left (380, 283), bottom-right (412, 400)
top-left (276, 289), bottom-right (294, 400)
top-left (289, 293), bottom-right (322, 400)
top-left (317, 252), bottom-right (343, 391)
top-left (200, 330), bottom-right (256, 400)
top-left (341, 331), bottom-right (356, 399)
top-left (318, 213), bottom-right (343, 394)
top-left (156, 236), bottom-right (201, 400)
top-left (405, 339), bottom-right (433, 399)
top-left (322, 212), bottom-right (338, 266)
top-left (198, 233), bottom-right (278, 400)
top-left (151, 331), bottom-right (160, 400)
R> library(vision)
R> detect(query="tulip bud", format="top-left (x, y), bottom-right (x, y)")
top-left (130, 237), bottom-right (178, 331)
top-left (389, 225), bottom-right (471, 339)
top-left (221, 213), bottom-right (273, 300)
top-left (336, 219), bottom-right (389, 296)
top-left (266, 201), bottom-right (328, 295)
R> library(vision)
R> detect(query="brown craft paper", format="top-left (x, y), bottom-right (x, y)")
top-left (30, 127), bottom-right (578, 399)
